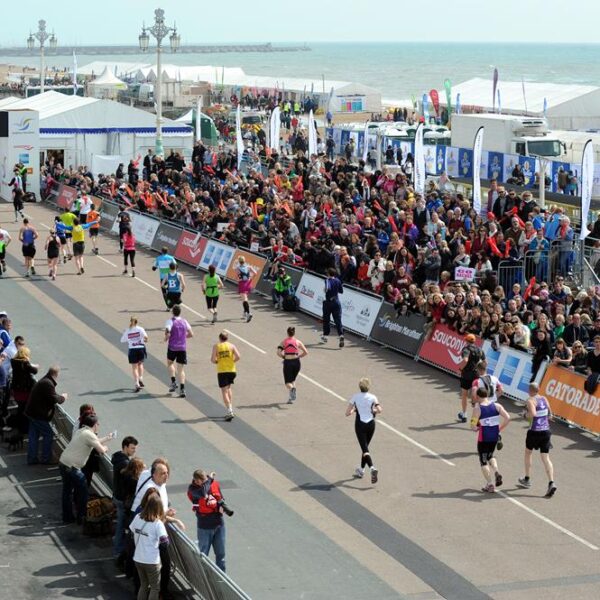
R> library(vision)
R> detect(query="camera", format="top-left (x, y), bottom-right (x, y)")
top-left (218, 500), bottom-right (234, 517)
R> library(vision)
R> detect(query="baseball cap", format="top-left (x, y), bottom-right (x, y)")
top-left (465, 334), bottom-right (476, 343)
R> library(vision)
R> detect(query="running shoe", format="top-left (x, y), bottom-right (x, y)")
top-left (131, 270), bottom-right (135, 278)
top-left (320, 335), bottom-right (328, 344)
top-left (24, 272), bottom-right (29, 278)
top-left (122, 269), bottom-right (128, 275)
top-left (290, 387), bottom-right (297, 402)
top-left (495, 472), bottom-right (503, 488)
top-left (31, 268), bottom-right (36, 275)
top-left (370, 467), bottom-right (379, 484)
top-left (81, 268), bottom-right (85, 274)
top-left (457, 411), bottom-right (467, 423)
top-left (246, 313), bottom-right (253, 323)
top-left (496, 435), bottom-right (503, 451)
top-left (212, 312), bottom-right (217, 324)
top-left (339, 336), bottom-right (345, 348)
top-left (52, 275), bottom-right (56, 281)
top-left (134, 386), bottom-right (141, 393)
top-left (517, 477), bottom-right (531, 489)
top-left (63, 256), bottom-right (67, 264)
top-left (481, 483), bottom-right (496, 493)
top-left (225, 411), bottom-right (235, 422)
top-left (138, 380), bottom-right (145, 388)
top-left (48, 270), bottom-right (52, 277)
top-left (179, 390), bottom-right (186, 398)
top-left (545, 482), bottom-right (557, 498)
top-left (168, 382), bottom-right (177, 393)
top-left (354, 467), bottom-right (364, 479)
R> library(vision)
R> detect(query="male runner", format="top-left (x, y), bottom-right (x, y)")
top-left (517, 382), bottom-right (557, 498)
top-left (164, 305), bottom-right (193, 398)
top-left (457, 333), bottom-right (484, 423)
top-left (471, 360), bottom-right (504, 449)
top-left (59, 208), bottom-right (77, 260)
top-left (211, 331), bottom-right (240, 421)
top-left (153, 246), bottom-right (177, 309)
top-left (162, 263), bottom-right (186, 309)
top-left (87, 204), bottom-right (101, 255)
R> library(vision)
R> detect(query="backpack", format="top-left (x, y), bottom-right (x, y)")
top-left (83, 495), bottom-right (115, 537)
top-left (465, 344), bottom-right (484, 372)
top-left (479, 374), bottom-right (497, 397)
top-left (282, 294), bottom-right (298, 312)
top-left (197, 481), bottom-right (223, 516)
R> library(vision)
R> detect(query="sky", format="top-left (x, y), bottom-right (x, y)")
top-left (1, 0), bottom-right (599, 45)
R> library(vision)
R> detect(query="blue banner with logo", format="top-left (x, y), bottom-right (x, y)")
top-left (487, 152), bottom-right (504, 181)
top-left (340, 129), bottom-right (350, 149)
top-left (519, 155), bottom-right (536, 188)
top-left (458, 148), bottom-right (473, 178)
top-left (435, 145), bottom-right (447, 175)
top-left (551, 161), bottom-right (570, 192)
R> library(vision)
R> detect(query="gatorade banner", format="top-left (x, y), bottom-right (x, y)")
top-left (417, 324), bottom-right (483, 376)
top-left (225, 248), bottom-right (267, 287)
top-left (198, 239), bottom-right (235, 276)
top-left (174, 230), bottom-right (207, 267)
top-left (540, 365), bottom-right (600, 434)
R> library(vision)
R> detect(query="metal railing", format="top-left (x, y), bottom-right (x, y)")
top-left (51, 405), bottom-right (251, 600)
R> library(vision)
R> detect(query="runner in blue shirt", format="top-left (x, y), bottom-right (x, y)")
top-left (152, 246), bottom-right (177, 308)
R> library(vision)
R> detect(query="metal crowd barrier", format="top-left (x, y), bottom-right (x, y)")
top-left (51, 405), bottom-right (251, 600)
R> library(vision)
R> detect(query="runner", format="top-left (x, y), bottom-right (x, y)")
top-left (67, 217), bottom-right (99, 275)
top-left (321, 268), bottom-right (345, 348)
top-left (202, 264), bottom-right (224, 324)
top-left (457, 333), bottom-right (484, 423)
top-left (59, 208), bottom-right (77, 260)
top-left (18, 218), bottom-right (38, 277)
top-left (165, 305), bottom-right (193, 398)
top-left (345, 377), bottom-right (381, 484)
top-left (211, 331), bottom-right (240, 421)
top-left (8, 167), bottom-right (25, 222)
top-left (120, 316), bottom-right (148, 393)
top-left (470, 387), bottom-right (511, 493)
top-left (78, 192), bottom-right (93, 229)
top-left (0, 224), bottom-right (12, 278)
top-left (45, 228), bottom-right (61, 281)
top-left (116, 206), bottom-right (131, 253)
top-left (276, 326), bottom-right (308, 404)
top-left (471, 360), bottom-right (504, 449)
top-left (121, 227), bottom-right (136, 277)
top-left (152, 246), bottom-right (177, 308)
top-left (234, 256), bottom-right (257, 323)
top-left (53, 216), bottom-right (70, 263)
top-left (86, 204), bottom-right (101, 255)
top-left (162, 262), bottom-right (186, 309)
top-left (517, 382), bottom-right (557, 498)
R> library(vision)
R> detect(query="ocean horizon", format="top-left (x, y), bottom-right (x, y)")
top-left (2, 42), bottom-right (599, 102)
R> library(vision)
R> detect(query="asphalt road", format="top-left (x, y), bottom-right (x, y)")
top-left (1, 201), bottom-right (600, 600)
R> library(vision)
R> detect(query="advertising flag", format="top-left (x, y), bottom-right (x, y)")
top-left (522, 77), bottom-right (528, 114)
top-left (429, 89), bottom-right (440, 117)
top-left (236, 104), bottom-right (244, 169)
top-left (414, 122), bottom-right (425, 196)
top-left (497, 88), bottom-right (501, 114)
top-left (72, 51), bottom-right (78, 94)
top-left (580, 139), bottom-right (594, 240)
top-left (472, 127), bottom-right (484, 214)
top-left (269, 106), bottom-right (281, 152)
top-left (455, 93), bottom-right (461, 115)
top-left (308, 109), bottom-right (318, 156)
top-left (422, 93), bottom-right (429, 122)
top-left (443, 78), bottom-right (452, 116)
top-left (543, 97), bottom-right (548, 118)
top-left (492, 68), bottom-right (499, 112)
top-left (195, 96), bottom-right (203, 141)
top-left (362, 120), bottom-right (369, 162)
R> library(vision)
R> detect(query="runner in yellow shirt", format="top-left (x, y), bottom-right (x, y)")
top-left (211, 331), bottom-right (240, 421)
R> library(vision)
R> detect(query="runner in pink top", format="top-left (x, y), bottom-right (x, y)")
top-left (122, 227), bottom-right (136, 277)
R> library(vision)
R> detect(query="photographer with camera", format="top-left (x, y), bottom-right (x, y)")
top-left (187, 469), bottom-right (233, 572)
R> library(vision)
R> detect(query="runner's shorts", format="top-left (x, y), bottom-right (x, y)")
top-left (477, 441), bottom-right (497, 466)
top-left (128, 347), bottom-right (147, 364)
top-left (218, 372), bottom-right (236, 388)
top-left (167, 349), bottom-right (187, 364)
top-left (525, 430), bottom-right (552, 453)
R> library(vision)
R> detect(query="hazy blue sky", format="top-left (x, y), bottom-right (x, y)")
top-left (1, 0), bottom-right (597, 45)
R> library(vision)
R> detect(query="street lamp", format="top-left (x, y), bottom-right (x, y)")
top-left (27, 20), bottom-right (57, 94)
top-left (139, 8), bottom-right (180, 157)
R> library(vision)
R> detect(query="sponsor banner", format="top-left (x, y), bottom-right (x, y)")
top-left (519, 155), bottom-right (536, 188)
top-left (100, 200), bottom-right (118, 230)
top-left (225, 249), bottom-right (267, 287)
top-left (296, 272), bottom-right (381, 337)
top-left (254, 263), bottom-right (304, 297)
top-left (174, 230), bottom-right (207, 267)
top-left (370, 303), bottom-right (426, 356)
top-left (540, 365), bottom-right (600, 435)
top-left (198, 239), bottom-right (235, 276)
top-left (417, 323), bottom-right (483, 376)
top-left (44, 181), bottom-right (61, 204)
top-left (481, 341), bottom-right (545, 402)
top-left (127, 213), bottom-right (160, 247)
top-left (454, 266), bottom-right (476, 281)
top-left (56, 184), bottom-right (78, 210)
top-left (445, 146), bottom-right (459, 178)
top-left (152, 222), bottom-right (182, 255)
top-left (487, 152), bottom-right (504, 181)
top-left (458, 148), bottom-right (473, 178)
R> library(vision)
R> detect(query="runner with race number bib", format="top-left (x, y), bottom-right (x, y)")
top-left (162, 263), bottom-right (186, 309)
top-left (153, 247), bottom-right (177, 309)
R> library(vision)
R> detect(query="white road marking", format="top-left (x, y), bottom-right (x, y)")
top-left (181, 302), bottom-right (207, 321)
top-left (223, 328), bottom-right (267, 355)
top-left (97, 256), bottom-right (118, 268)
top-left (299, 373), bottom-right (456, 467)
top-left (133, 276), bottom-right (159, 292)
top-left (496, 491), bottom-right (599, 551)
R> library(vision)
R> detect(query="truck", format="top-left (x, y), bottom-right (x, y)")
top-left (450, 113), bottom-right (564, 158)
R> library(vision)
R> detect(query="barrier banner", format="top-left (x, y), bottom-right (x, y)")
top-left (198, 239), bottom-right (235, 276)
top-left (369, 303), bottom-right (426, 356)
top-left (540, 365), bottom-right (600, 434)
top-left (100, 200), bottom-right (118, 230)
top-left (153, 222), bottom-right (182, 255)
top-left (481, 341), bottom-right (544, 402)
top-left (296, 272), bottom-right (381, 336)
top-left (174, 231), bottom-right (207, 267)
top-left (417, 323), bottom-right (483, 375)
top-left (116, 213), bottom-right (159, 247)
top-left (254, 263), bottom-right (304, 298)
top-left (56, 184), bottom-right (77, 210)
top-left (225, 249), bottom-right (267, 287)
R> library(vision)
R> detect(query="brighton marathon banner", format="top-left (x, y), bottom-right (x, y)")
top-left (152, 222), bottom-right (182, 255)
top-left (56, 184), bottom-right (78, 210)
top-left (254, 263), bottom-right (304, 298)
top-left (540, 365), bottom-right (600, 435)
top-left (417, 323), bottom-right (483, 376)
top-left (225, 248), bottom-right (267, 287)
top-left (296, 272), bottom-right (381, 337)
top-left (174, 230), bottom-right (207, 267)
top-left (369, 303), bottom-right (426, 356)
top-left (198, 239), bottom-right (235, 276)
top-left (481, 340), bottom-right (545, 402)
top-left (111, 212), bottom-right (159, 247)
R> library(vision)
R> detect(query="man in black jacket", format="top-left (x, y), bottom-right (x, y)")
top-left (111, 436), bottom-right (138, 561)
top-left (24, 366), bottom-right (67, 465)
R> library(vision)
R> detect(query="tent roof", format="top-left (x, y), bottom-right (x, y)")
top-left (78, 61), bottom-right (151, 77)
top-left (88, 67), bottom-right (127, 88)
top-left (333, 82), bottom-right (381, 96)
top-left (438, 77), bottom-right (600, 114)
top-left (0, 96), bottom-right (21, 109)
top-left (5, 91), bottom-right (98, 119)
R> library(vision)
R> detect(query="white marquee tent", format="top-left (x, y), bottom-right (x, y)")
top-left (88, 67), bottom-right (128, 99)
top-left (438, 77), bottom-right (600, 130)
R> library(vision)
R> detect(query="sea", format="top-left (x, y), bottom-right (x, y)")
top-left (1, 42), bottom-right (600, 102)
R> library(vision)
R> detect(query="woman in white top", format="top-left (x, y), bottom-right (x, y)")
top-left (120, 317), bottom-right (149, 393)
top-left (345, 377), bottom-right (382, 484)
top-left (130, 493), bottom-right (169, 600)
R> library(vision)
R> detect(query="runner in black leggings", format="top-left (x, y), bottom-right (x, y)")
top-left (345, 377), bottom-right (382, 484)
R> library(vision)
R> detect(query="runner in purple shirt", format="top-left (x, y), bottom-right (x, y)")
top-left (164, 305), bottom-right (193, 398)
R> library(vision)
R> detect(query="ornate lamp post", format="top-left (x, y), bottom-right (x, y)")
top-left (27, 20), bottom-right (57, 94)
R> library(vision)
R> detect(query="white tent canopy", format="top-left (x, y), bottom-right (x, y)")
top-left (77, 61), bottom-right (151, 78)
top-left (438, 77), bottom-right (600, 130)
top-left (88, 67), bottom-right (127, 89)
